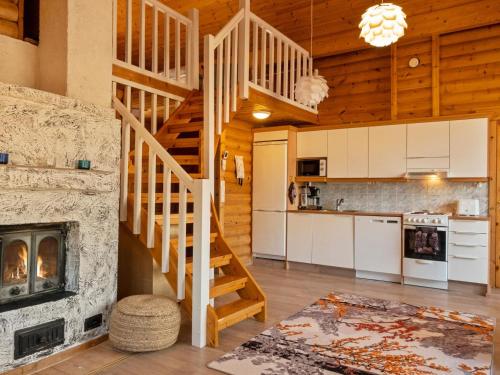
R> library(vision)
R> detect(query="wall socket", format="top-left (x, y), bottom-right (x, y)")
top-left (84, 313), bottom-right (103, 332)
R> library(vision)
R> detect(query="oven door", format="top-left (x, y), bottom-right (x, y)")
top-left (404, 225), bottom-right (447, 262)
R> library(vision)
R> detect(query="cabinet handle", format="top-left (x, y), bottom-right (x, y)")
top-left (450, 231), bottom-right (484, 235)
top-left (416, 260), bottom-right (433, 265)
top-left (387, 220), bottom-right (399, 224)
top-left (449, 242), bottom-right (485, 248)
top-left (371, 219), bottom-right (384, 223)
top-left (450, 255), bottom-right (480, 260)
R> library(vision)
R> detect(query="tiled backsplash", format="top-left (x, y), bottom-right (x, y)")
top-left (313, 180), bottom-right (488, 215)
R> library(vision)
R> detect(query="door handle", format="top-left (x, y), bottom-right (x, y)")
top-left (450, 255), bottom-right (480, 260)
top-left (415, 260), bottom-right (433, 265)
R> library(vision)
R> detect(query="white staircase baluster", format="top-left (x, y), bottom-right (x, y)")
top-left (283, 44), bottom-right (289, 98)
top-left (296, 51), bottom-right (302, 83)
top-left (162, 167), bottom-right (172, 272)
top-left (188, 9), bottom-right (200, 90)
top-left (120, 120), bottom-right (130, 222)
top-left (175, 19), bottom-right (181, 81)
top-left (269, 34), bottom-right (274, 92)
top-left (260, 27), bottom-right (266, 88)
top-left (177, 182), bottom-right (187, 300)
top-left (139, 0), bottom-right (146, 69)
top-left (238, 0), bottom-right (250, 98)
top-left (147, 150), bottom-right (156, 248)
top-left (252, 22), bottom-right (258, 84)
top-left (216, 44), bottom-right (223, 134)
top-left (164, 14), bottom-right (170, 78)
top-left (224, 34), bottom-right (231, 124)
top-left (153, 5), bottom-right (158, 74)
top-left (152, 93), bottom-right (158, 134)
top-left (133, 135), bottom-right (143, 234)
top-left (231, 27), bottom-right (238, 112)
top-left (125, 0), bottom-right (133, 64)
top-left (290, 47), bottom-right (295, 100)
top-left (276, 38), bottom-right (282, 96)
top-left (203, 34), bottom-right (215, 195)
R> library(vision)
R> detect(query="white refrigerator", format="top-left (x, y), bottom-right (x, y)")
top-left (252, 140), bottom-right (288, 259)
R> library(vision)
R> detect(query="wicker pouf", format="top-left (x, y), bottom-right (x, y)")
top-left (110, 295), bottom-right (181, 352)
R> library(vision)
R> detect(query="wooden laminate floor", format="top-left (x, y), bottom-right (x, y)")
top-left (35, 260), bottom-right (500, 375)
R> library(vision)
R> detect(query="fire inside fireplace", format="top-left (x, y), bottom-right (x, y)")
top-left (0, 224), bottom-right (67, 305)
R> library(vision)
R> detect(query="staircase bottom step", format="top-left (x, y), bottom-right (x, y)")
top-left (215, 299), bottom-right (265, 331)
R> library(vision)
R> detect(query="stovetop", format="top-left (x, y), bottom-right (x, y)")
top-left (403, 211), bottom-right (451, 226)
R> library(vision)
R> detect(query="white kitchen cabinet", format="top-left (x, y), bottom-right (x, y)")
top-left (449, 118), bottom-right (488, 178)
top-left (355, 216), bottom-right (401, 282)
top-left (347, 127), bottom-right (369, 177)
top-left (311, 214), bottom-right (354, 269)
top-left (327, 129), bottom-right (348, 178)
top-left (407, 121), bottom-right (450, 158)
top-left (369, 125), bottom-right (407, 177)
top-left (297, 131), bottom-right (328, 158)
top-left (286, 213), bottom-right (313, 263)
top-left (448, 219), bottom-right (489, 284)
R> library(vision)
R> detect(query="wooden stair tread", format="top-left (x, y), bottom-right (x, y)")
top-left (215, 299), bottom-right (265, 330)
top-left (186, 250), bottom-right (232, 273)
top-left (133, 192), bottom-right (194, 204)
top-left (155, 212), bottom-right (194, 225)
top-left (171, 232), bottom-right (217, 247)
top-left (167, 122), bottom-right (203, 133)
top-left (210, 275), bottom-right (248, 299)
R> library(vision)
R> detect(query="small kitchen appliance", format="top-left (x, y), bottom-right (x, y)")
top-left (457, 199), bottom-right (480, 216)
top-left (299, 183), bottom-right (322, 210)
top-left (297, 158), bottom-right (327, 177)
top-left (403, 211), bottom-right (451, 290)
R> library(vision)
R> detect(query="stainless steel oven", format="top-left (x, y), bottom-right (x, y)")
top-left (403, 225), bottom-right (447, 262)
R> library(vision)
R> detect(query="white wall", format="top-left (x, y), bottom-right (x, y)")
top-left (0, 35), bottom-right (38, 87)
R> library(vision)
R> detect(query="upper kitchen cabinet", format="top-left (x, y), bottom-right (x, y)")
top-left (407, 121), bottom-right (450, 158)
top-left (327, 129), bottom-right (348, 178)
top-left (297, 130), bottom-right (328, 158)
top-left (449, 119), bottom-right (488, 178)
top-left (369, 125), bottom-right (407, 178)
top-left (327, 128), bottom-right (369, 178)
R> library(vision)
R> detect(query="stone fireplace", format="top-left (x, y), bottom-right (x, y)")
top-left (0, 83), bottom-right (120, 372)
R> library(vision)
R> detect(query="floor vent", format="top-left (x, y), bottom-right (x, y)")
top-left (14, 319), bottom-right (65, 359)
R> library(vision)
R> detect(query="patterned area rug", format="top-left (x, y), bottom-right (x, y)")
top-left (208, 292), bottom-right (496, 375)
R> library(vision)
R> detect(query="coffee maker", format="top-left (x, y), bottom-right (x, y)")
top-left (299, 183), bottom-right (322, 210)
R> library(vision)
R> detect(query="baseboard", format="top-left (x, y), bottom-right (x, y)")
top-left (3, 335), bottom-right (108, 375)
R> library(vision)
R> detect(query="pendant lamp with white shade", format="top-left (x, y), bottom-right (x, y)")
top-left (295, 0), bottom-right (329, 107)
top-left (359, 2), bottom-right (408, 47)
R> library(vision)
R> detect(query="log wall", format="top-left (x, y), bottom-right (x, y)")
top-left (0, 0), bottom-right (22, 39)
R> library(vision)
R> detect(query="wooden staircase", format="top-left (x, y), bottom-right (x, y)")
top-left (123, 89), bottom-right (266, 347)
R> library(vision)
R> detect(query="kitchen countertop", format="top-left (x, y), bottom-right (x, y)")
top-left (289, 210), bottom-right (491, 221)
top-left (288, 209), bottom-right (403, 217)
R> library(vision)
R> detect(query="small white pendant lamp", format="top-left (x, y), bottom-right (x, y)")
top-left (359, 2), bottom-right (407, 47)
top-left (295, 0), bottom-right (329, 107)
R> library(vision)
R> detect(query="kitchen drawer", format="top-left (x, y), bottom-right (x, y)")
top-left (449, 220), bottom-right (488, 234)
top-left (448, 243), bottom-right (488, 259)
top-left (449, 232), bottom-right (488, 246)
top-left (448, 256), bottom-right (488, 284)
top-left (403, 258), bottom-right (447, 282)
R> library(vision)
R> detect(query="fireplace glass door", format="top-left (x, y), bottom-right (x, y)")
top-left (34, 231), bottom-right (63, 293)
top-left (1, 233), bottom-right (31, 300)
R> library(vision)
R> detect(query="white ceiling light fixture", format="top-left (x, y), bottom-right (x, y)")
top-left (252, 110), bottom-right (271, 120)
top-left (295, 0), bottom-right (329, 107)
top-left (359, 2), bottom-right (408, 48)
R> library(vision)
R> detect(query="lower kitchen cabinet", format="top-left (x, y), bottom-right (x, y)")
top-left (448, 220), bottom-right (489, 284)
top-left (287, 213), bottom-right (313, 263)
top-left (286, 213), bottom-right (354, 269)
top-left (311, 214), bottom-right (354, 268)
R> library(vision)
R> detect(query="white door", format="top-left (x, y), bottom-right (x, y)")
top-left (312, 214), bottom-right (354, 269)
top-left (252, 211), bottom-right (286, 258)
top-left (348, 127), bottom-right (369, 178)
top-left (407, 121), bottom-right (450, 158)
top-left (297, 131), bottom-right (328, 158)
top-left (354, 216), bottom-right (401, 275)
top-left (327, 129), bottom-right (348, 178)
top-left (253, 142), bottom-right (287, 211)
top-left (286, 213), bottom-right (313, 263)
top-left (449, 118), bottom-right (488, 178)
top-left (369, 125), bottom-right (407, 178)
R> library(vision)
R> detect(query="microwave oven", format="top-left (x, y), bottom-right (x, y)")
top-left (297, 159), bottom-right (327, 177)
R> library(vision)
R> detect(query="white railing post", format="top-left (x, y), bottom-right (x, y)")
top-left (188, 9), bottom-right (200, 90)
top-left (204, 34), bottom-right (215, 196)
top-left (192, 178), bottom-right (211, 348)
top-left (238, 0), bottom-right (250, 99)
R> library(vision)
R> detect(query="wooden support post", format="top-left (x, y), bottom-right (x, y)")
top-left (192, 179), bottom-right (211, 348)
top-left (432, 35), bottom-right (440, 117)
top-left (390, 43), bottom-right (398, 120)
top-left (238, 0), bottom-right (250, 99)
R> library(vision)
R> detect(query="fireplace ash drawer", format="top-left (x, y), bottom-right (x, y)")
top-left (14, 319), bottom-right (65, 359)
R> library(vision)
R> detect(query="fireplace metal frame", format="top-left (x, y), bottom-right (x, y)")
top-left (0, 224), bottom-right (67, 305)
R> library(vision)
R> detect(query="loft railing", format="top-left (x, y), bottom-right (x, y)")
top-left (203, 0), bottom-right (316, 190)
top-left (113, 0), bottom-right (199, 90)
